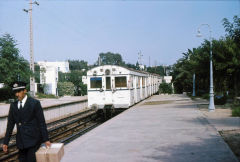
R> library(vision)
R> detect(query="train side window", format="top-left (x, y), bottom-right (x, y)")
top-left (90, 77), bottom-right (102, 88)
top-left (115, 76), bottom-right (127, 88)
top-left (142, 77), bottom-right (145, 87)
top-left (138, 77), bottom-right (141, 88)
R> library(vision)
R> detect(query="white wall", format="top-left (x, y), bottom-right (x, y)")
top-left (38, 61), bottom-right (69, 95)
top-left (164, 76), bottom-right (172, 83)
top-left (0, 83), bottom-right (4, 88)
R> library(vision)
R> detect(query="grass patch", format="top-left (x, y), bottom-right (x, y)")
top-left (143, 100), bottom-right (174, 105)
top-left (232, 105), bottom-right (240, 117)
top-left (36, 93), bottom-right (57, 99)
top-left (219, 130), bottom-right (240, 161)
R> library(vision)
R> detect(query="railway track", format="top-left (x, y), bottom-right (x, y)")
top-left (0, 109), bottom-right (103, 162)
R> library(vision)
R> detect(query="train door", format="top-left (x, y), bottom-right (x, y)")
top-left (104, 76), bottom-right (113, 104)
top-left (106, 77), bottom-right (111, 90)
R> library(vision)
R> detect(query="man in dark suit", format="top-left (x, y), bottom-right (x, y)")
top-left (2, 82), bottom-right (51, 162)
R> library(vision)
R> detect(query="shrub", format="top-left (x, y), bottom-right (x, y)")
top-left (159, 83), bottom-right (173, 94)
top-left (232, 106), bottom-right (240, 117)
top-left (36, 92), bottom-right (57, 99)
top-left (201, 93), bottom-right (209, 100)
top-left (214, 95), bottom-right (227, 105)
top-left (0, 86), bottom-right (14, 102)
top-left (57, 82), bottom-right (74, 96)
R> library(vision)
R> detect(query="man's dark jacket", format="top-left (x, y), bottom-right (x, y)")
top-left (4, 97), bottom-right (49, 149)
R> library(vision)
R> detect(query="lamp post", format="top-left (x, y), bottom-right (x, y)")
top-left (196, 24), bottom-right (215, 111)
top-left (192, 73), bottom-right (195, 97)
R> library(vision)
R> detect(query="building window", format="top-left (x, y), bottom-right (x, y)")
top-left (90, 77), bottom-right (102, 88)
top-left (115, 76), bottom-right (127, 88)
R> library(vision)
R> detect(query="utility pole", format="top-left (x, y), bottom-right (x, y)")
top-left (98, 56), bottom-right (101, 66)
top-left (149, 56), bottom-right (150, 67)
top-left (138, 51), bottom-right (143, 65)
top-left (23, 0), bottom-right (39, 97)
top-left (138, 51), bottom-right (143, 70)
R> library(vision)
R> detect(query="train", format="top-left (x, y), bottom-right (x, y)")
top-left (84, 65), bottom-right (163, 110)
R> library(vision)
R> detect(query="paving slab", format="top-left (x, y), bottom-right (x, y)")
top-left (62, 94), bottom-right (238, 162)
top-left (200, 108), bottom-right (240, 131)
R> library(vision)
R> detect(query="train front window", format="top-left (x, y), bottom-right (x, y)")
top-left (90, 77), bottom-right (102, 88)
top-left (115, 76), bottom-right (127, 88)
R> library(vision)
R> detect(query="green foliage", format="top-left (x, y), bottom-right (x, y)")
top-left (147, 66), bottom-right (165, 76)
top-left (232, 105), bottom-right (240, 117)
top-left (78, 82), bottom-right (87, 96)
top-left (59, 60), bottom-right (88, 96)
top-left (34, 64), bottom-right (40, 83)
top-left (0, 34), bottom-right (31, 86)
top-left (172, 16), bottom-right (240, 99)
top-left (57, 82), bottom-right (75, 96)
top-left (222, 15), bottom-right (240, 45)
top-left (0, 86), bottom-right (14, 101)
top-left (36, 92), bottom-right (57, 99)
top-left (159, 83), bottom-right (173, 94)
top-left (124, 63), bottom-right (138, 70)
top-left (58, 70), bottom-right (87, 96)
top-left (98, 52), bottom-right (124, 65)
top-left (202, 93), bottom-right (209, 100)
top-left (214, 95), bottom-right (227, 105)
top-left (172, 49), bottom-right (196, 93)
top-left (68, 59), bottom-right (88, 71)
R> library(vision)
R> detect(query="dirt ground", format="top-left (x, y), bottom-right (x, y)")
top-left (219, 129), bottom-right (240, 161)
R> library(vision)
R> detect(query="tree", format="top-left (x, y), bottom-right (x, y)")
top-left (159, 83), bottom-right (173, 94)
top-left (124, 63), bottom-right (138, 70)
top-left (222, 16), bottom-right (240, 102)
top-left (147, 66), bottom-right (165, 76)
top-left (68, 59), bottom-right (88, 71)
top-left (98, 52), bottom-right (124, 65)
top-left (222, 15), bottom-right (240, 46)
top-left (58, 70), bottom-right (87, 96)
top-left (0, 34), bottom-right (30, 86)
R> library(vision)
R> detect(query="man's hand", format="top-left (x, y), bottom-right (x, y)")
top-left (45, 141), bottom-right (51, 148)
top-left (2, 144), bottom-right (8, 153)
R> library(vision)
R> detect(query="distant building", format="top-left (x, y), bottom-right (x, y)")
top-left (37, 61), bottom-right (70, 95)
top-left (163, 76), bottom-right (172, 83)
top-left (139, 64), bottom-right (145, 70)
top-left (0, 83), bottom-right (4, 88)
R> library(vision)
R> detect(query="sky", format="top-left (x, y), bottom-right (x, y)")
top-left (0, 0), bottom-right (239, 66)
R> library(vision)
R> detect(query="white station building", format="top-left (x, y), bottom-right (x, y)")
top-left (37, 61), bottom-right (70, 95)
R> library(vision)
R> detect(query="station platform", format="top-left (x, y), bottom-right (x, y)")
top-left (62, 94), bottom-right (238, 162)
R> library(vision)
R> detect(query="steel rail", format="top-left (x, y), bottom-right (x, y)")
top-left (0, 110), bottom-right (98, 161)
top-left (60, 122), bottom-right (101, 144)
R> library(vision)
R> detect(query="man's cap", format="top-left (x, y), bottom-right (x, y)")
top-left (12, 82), bottom-right (27, 92)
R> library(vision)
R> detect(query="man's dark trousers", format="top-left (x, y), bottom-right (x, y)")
top-left (18, 143), bottom-right (41, 162)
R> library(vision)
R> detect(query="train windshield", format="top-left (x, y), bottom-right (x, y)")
top-left (115, 76), bottom-right (127, 88)
top-left (90, 77), bottom-right (102, 88)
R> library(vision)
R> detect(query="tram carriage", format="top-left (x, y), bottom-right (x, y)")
top-left (86, 65), bottom-right (162, 110)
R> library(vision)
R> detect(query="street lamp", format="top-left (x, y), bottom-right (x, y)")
top-left (196, 24), bottom-right (215, 111)
top-left (192, 73), bottom-right (195, 97)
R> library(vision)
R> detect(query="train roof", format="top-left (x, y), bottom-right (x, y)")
top-left (87, 65), bottom-right (161, 77)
